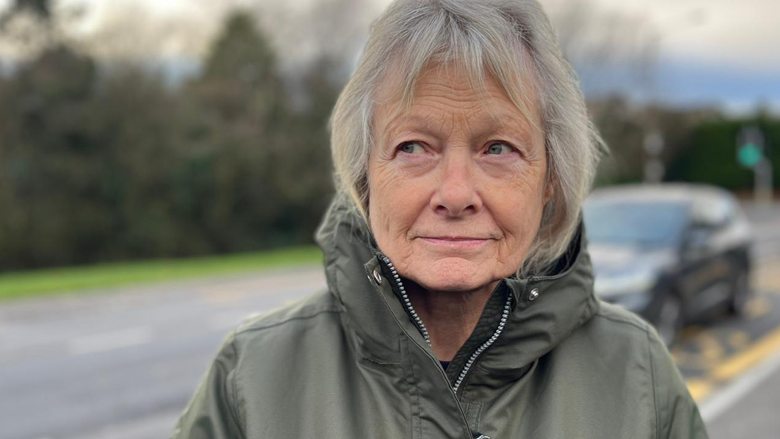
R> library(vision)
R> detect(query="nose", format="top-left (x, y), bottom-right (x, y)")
top-left (430, 153), bottom-right (482, 217)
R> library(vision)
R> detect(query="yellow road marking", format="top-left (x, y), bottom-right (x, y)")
top-left (754, 258), bottom-right (780, 293)
top-left (672, 327), bottom-right (725, 370)
top-left (745, 296), bottom-right (771, 319)
top-left (680, 325), bottom-right (704, 338)
top-left (728, 331), bottom-right (751, 350)
top-left (672, 351), bottom-right (709, 370)
top-left (685, 378), bottom-right (713, 402)
top-left (711, 324), bottom-right (780, 382)
top-left (694, 330), bottom-right (726, 364)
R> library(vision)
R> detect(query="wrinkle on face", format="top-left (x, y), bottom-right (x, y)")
top-left (368, 62), bottom-right (548, 294)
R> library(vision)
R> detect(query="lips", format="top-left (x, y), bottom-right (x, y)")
top-left (420, 236), bottom-right (490, 241)
top-left (417, 236), bottom-right (495, 249)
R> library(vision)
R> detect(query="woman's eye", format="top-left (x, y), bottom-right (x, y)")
top-left (399, 142), bottom-right (425, 154)
top-left (485, 142), bottom-right (514, 155)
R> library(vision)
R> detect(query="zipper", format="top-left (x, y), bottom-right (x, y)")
top-left (381, 256), bottom-right (431, 346)
top-left (452, 295), bottom-right (511, 393)
top-left (379, 255), bottom-right (513, 393)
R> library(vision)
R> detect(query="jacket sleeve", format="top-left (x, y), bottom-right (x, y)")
top-left (169, 330), bottom-right (244, 439)
top-left (649, 330), bottom-right (709, 439)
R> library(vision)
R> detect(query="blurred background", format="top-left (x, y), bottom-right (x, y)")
top-left (0, 0), bottom-right (778, 438)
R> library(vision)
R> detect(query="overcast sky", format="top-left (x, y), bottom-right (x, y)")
top-left (2, 0), bottom-right (778, 112)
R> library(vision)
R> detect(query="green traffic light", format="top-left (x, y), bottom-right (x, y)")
top-left (738, 143), bottom-right (762, 167)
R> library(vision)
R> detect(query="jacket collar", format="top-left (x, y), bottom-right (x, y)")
top-left (315, 195), bottom-right (599, 378)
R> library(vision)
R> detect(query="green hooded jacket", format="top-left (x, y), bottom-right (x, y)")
top-left (170, 198), bottom-right (708, 438)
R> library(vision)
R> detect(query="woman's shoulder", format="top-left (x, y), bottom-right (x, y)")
top-left (170, 290), bottom-right (346, 439)
top-left (585, 300), bottom-right (707, 436)
top-left (572, 299), bottom-right (669, 360)
top-left (556, 299), bottom-right (681, 391)
top-left (230, 289), bottom-right (344, 350)
top-left (589, 299), bottom-right (657, 339)
top-left (204, 289), bottom-right (346, 381)
top-left (235, 289), bottom-right (341, 334)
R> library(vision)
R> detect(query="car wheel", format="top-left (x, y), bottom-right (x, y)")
top-left (655, 294), bottom-right (683, 347)
top-left (728, 269), bottom-right (752, 316)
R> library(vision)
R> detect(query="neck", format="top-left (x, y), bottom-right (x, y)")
top-left (406, 280), bottom-right (498, 361)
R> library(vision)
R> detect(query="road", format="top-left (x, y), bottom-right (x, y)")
top-left (0, 268), bottom-right (326, 439)
top-left (1, 202), bottom-right (779, 439)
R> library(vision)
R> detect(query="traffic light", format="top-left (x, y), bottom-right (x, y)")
top-left (736, 127), bottom-right (764, 169)
top-left (736, 125), bottom-right (774, 205)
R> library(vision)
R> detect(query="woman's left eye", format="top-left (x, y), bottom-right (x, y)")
top-left (485, 142), bottom-right (515, 155)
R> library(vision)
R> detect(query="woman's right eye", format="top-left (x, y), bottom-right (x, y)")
top-left (398, 142), bottom-right (425, 154)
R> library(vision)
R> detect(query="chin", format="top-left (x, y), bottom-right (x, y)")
top-left (413, 258), bottom-right (493, 292)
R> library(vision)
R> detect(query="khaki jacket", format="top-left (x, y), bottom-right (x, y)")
top-left (171, 198), bottom-right (708, 438)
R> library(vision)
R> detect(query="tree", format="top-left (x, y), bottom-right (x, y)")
top-left (0, 5), bottom-right (342, 271)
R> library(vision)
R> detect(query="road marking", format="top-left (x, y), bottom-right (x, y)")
top-left (711, 324), bottom-right (780, 382)
top-left (679, 325), bottom-right (704, 338)
top-left (698, 331), bottom-right (725, 362)
top-left (728, 331), bottom-right (750, 350)
top-left (685, 378), bottom-right (713, 402)
top-left (755, 258), bottom-right (780, 293)
top-left (673, 350), bottom-right (708, 369)
top-left (699, 340), bottom-right (780, 422)
top-left (745, 295), bottom-right (771, 318)
top-left (68, 326), bottom-right (154, 355)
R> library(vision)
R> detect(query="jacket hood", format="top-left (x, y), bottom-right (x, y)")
top-left (172, 193), bottom-right (707, 439)
top-left (315, 194), bottom-right (599, 390)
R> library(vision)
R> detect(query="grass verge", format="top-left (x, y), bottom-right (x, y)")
top-left (0, 246), bottom-right (322, 303)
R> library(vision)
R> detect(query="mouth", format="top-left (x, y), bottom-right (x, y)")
top-left (417, 236), bottom-right (495, 249)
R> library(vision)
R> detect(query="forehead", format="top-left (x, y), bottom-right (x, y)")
top-left (373, 62), bottom-right (541, 136)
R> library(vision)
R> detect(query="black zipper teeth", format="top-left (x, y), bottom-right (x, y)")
top-left (381, 256), bottom-right (431, 346)
top-left (380, 255), bottom-right (514, 394)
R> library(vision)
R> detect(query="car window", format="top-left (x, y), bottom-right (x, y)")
top-left (583, 200), bottom-right (689, 248)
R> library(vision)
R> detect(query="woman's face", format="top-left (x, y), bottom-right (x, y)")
top-left (368, 64), bottom-right (552, 292)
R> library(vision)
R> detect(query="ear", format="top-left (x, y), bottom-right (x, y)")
top-left (543, 180), bottom-right (554, 205)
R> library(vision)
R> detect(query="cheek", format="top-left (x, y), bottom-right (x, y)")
top-left (367, 160), bottom-right (427, 244)
top-left (490, 167), bottom-right (548, 249)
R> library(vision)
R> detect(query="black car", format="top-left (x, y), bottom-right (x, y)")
top-left (583, 184), bottom-right (754, 346)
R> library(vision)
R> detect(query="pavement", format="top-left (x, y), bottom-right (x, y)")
top-left (0, 201), bottom-right (779, 439)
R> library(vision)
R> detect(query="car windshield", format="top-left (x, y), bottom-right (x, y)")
top-left (583, 199), bottom-right (688, 248)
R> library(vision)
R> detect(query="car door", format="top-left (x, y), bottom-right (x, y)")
top-left (678, 197), bottom-right (733, 319)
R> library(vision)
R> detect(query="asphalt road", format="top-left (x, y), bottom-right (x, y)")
top-left (0, 268), bottom-right (327, 439)
top-left (1, 202), bottom-right (779, 439)
top-left (705, 348), bottom-right (780, 439)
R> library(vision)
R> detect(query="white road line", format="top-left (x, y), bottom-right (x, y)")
top-left (68, 326), bottom-right (154, 356)
top-left (699, 343), bottom-right (780, 422)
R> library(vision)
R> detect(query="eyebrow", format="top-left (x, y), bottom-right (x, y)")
top-left (381, 110), bottom-right (536, 144)
top-left (382, 115), bottom-right (436, 138)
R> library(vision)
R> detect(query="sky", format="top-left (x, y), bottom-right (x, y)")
top-left (562, 0), bottom-right (780, 112)
top-left (1, 0), bottom-right (778, 113)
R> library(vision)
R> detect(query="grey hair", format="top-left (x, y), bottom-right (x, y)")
top-left (330, 0), bottom-right (605, 277)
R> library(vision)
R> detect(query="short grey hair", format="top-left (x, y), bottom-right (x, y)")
top-left (330, 0), bottom-right (605, 276)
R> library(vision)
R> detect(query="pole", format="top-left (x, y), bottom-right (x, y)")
top-left (738, 126), bottom-right (773, 205)
top-left (756, 158), bottom-right (774, 205)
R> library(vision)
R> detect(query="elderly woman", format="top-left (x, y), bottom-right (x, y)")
top-left (171, 0), bottom-right (707, 438)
